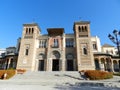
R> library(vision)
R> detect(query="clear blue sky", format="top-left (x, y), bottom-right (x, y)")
top-left (0, 0), bottom-right (120, 48)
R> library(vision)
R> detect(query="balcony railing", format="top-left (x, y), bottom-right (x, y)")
top-left (51, 45), bottom-right (59, 48)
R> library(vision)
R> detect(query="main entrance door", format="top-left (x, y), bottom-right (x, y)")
top-left (38, 60), bottom-right (44, 71)
top-left (67, 60), bottom-right (74, 71)
top-left (52, 59), bottom-right (59, 71)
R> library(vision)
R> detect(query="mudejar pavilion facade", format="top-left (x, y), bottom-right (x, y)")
top-left (16, 21), bottom-right (95, 71)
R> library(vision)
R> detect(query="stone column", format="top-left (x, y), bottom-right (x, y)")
top-left (59, 58), bottom-right (62, 71)
top-left (104, 60), bottom-right (107, 71)
top-left (35, 59), bottom-right (38, 71)
top-left (111, 60), bottom-right (114, 72)
top-left (109, 59), bottom-right (112, 72)
top-left (73, 59), bottom-right (76, 71)
top-left (44, 59), bottom-right (47, 71)
top-left (61, 34), bottom-right (66, 71)
top-left (61, 59), bottom-right (65, 71)
top-left (4, 60), bottom-right (7, 70)
top-left (100, 58), bottom-right (105, 71)
top-left (7, 58), bottom-right (11, 69)
top-left (98, 59), bottom-right (101, 70)
top-left (48, 58), bottom-right (52, 71)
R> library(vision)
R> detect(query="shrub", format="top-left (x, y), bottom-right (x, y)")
top-left (0, 70), bottom-right (16, 79)
top-left (7, 68), bottom-right (15, 70)
top-left (17, 69), bottom-right (26, 74)
top-left (84, 70), bottom-right (113, 80)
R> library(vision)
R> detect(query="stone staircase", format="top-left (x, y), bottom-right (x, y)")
top-left (0, 71), bottom-right (120, 88)
top-left (10, 71), bottom-right (82, 85)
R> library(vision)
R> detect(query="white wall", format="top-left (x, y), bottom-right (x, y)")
top-left (91, 36), bottom-right (101, 52)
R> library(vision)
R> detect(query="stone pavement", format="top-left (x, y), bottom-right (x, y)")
top-left (0, 71), bottom-right (120, 90)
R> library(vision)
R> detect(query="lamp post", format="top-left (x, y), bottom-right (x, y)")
top-left (108, 30), bottom-right (120, 58)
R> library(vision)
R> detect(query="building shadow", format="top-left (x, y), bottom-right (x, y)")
top-left (54, 82), bottom-right (120, 90)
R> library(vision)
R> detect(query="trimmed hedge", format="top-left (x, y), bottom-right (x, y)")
top-left (0, 70), bottom-right (16, 79)
top-left (84, 70), bottom-right (113, 80)
top-left (17, 69), bottom-right (26, 74)
top-left (114, 72), bottom-right (120, 76)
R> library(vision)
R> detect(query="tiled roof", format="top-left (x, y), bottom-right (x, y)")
top-left (102, 44), bottom-right (114, 47)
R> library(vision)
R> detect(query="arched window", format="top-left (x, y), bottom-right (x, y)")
top-left (85, 26), bottom-right (87, 32)
top-left (78, 26), bottom-right (81, 32)
top-left (26, 28), bottom-right (28, 34)
top-left (82, 26), bottom-right (84, 32)
top-left (32, 28), bottom-right (34, 34)
top-left (25, 45), bottom-right (29, 56)
top-left (25, 48), bottom-right (29, 55)
top-left (83, 47), bottom-right (87, 55)
top-left (38, 53), bottom-right (45, 59)
top-left (29, 28), bottom-right (31, 34)
top-left (52, 51), bottom-right (60, 59)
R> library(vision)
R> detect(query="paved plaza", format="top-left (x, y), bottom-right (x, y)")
top-left (0, 71), bottom-right (120, 90)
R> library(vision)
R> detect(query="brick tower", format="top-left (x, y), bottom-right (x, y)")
top-left (17, 23), bottom-right (40, 71)
top-left (73, 21), bottom-right (95, 71)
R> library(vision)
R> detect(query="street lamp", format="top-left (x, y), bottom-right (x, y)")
top-left (108, 29), bottom-right (120, 58)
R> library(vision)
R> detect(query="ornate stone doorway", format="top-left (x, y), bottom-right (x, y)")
top-left (38, 53), bottom-right (45, 71)
top-left (51, 51), bottom-right (60, 71)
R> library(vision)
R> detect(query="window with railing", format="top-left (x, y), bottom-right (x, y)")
top-left (51, 39), bottom-right (59, 48)
top-left (66, 39), bottom-right (74, 47)
top-left (39, 40), bottom-right (47, 48)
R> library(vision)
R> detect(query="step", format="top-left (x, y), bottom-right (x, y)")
top-left (12, 71), bottom-right (82, 80)
top-left (8, 71), bottom-right (83, 85)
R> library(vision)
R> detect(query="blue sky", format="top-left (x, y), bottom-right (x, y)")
top-left (0, 0), bottom-right (120, 48)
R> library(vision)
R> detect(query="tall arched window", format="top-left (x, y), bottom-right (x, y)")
top-left (82, 26), bottom-right (84, 32)
top-left (85, 26), bottom-right (87, 32)
top-left (25, 48), bottom-right (29, 55)
top-left (78, 26), bottom-right (81, 32)
top-left (29, 28), bottom-right (31, 34)
top-left (26, 28), bottom-right (28, 34)
top-left (25, 45), bottom-right (29, 56)
top-left (32, 28), bottom-right (34, 34)
top-left (83, 47), bottom-right (87, 55)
